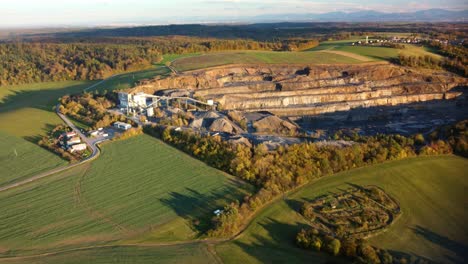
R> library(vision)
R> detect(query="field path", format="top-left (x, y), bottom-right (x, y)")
top-left (318, 50), bottom-right (373, 62)
top-left (73, 163), bottom-right (131, 234)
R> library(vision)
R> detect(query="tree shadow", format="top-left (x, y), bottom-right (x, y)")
top-left (159, 184), bottom-right (249, 235)
top-left (231, 218), bottom-right (347, 263)
top-left (22, 123), bottom-right (59, 144)
top-left (0, 82), bottom-right (91, 114)
top-left (387, 249), bottom-right (437, 264)
top-left (411, 225), bottom-right (468, 262)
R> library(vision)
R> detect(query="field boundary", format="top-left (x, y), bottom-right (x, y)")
top-left (317, 50), bottom-right (374, 62)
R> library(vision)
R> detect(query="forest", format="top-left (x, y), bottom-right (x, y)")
top-left (23, 22), bottom-right (468, 41)
top-left (0, 42), bottom-right (160, 85)
top-left (397, 41), bottom-right (468, 77)
top-left (0, 37), bottom-right (318, 85)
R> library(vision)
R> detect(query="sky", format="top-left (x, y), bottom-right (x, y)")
top-left (1, 0), bottom-right (467, 27)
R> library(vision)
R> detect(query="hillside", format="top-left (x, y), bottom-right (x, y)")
top-left (0, 135), bottom-right (251, 255)
top-left (216, 156), bottom-right (468, 264)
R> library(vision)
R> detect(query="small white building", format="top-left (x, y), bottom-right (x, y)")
top-left (213, 209), bottom-right (223, 216)
top-left (114, 121), bottom-right (132, 130)
top-left (68, 136), bottom-right (81, 145)
top-left (65, 131), bottom-right (77, 139)
top-left (69, 143), bottom-right (87, 153)
top-left (89, 130), bottom-right (99, 137)
top-left (147, 107), bottom-right (154, 117)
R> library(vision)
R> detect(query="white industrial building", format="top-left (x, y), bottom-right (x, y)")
top-left (114, 121), bottom-right (132, 130)
top-left (118, 92), bottom-right (150, 108)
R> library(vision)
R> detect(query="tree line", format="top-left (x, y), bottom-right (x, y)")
top-left (399, 40), bottom-right (468, 77)
top-left (58, 91), bottom-right (138, 129)
top-left (0, 37), bottom-right (318, 86)
top-left (0, 42), bottom-right (161, 85)
top-left (297, 229), bottom-right (397, 264)
top-left (143, 119), bottom-right (467, 238)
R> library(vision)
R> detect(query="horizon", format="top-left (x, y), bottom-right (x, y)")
top-left (1, 0), bottom-right (467, 28)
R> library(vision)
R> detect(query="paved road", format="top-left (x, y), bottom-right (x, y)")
top-left (0, 63), bottom-right (178, 192)
top-left (0, 106), bottom-right (107, 192)
top-left (83, 75), bottom-right (117, 93)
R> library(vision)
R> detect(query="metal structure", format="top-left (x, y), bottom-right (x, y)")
top-left (118, 92), bottom-right (215, 116)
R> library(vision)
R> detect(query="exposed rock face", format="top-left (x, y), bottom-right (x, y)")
top-left (129, 63), bottom-right (466, 117)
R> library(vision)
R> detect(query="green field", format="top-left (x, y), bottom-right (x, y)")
top-left (0, 81), bottom-right (96, 186)
top-left (0, 135), bottom-right (250, 256)
top-left (0, 244), bottom-right (220, 264)
top-left (170, 40), bottom-right (442, 72)
top-left (85, 66), bottom-right (171, 93)
top-left (312, 38), bottom-right (442, 61)
top-left (172, 50), bottom-right (363, 72)
top-left (216, 155), bottom-right (468, 264)
top-left (0, 155), bottom-right (465, 263)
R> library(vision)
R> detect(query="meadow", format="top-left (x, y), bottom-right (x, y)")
top-left (0, 244), bottom-right (220, 264)
top-left (0, 135), bottom-right (250, 256)
top-left (85, 66), bottom-right (171, 93)
top-left (312, 38), bottom-right (442, 61)
top-left (0, 81), bottom-right (96, 186)
top-left (170, 38), bottom-right (442, 72)
top-left (171, 50), bottom-right (363, 72)
top-left (0, 155), bottom-right (465, 263)
top-left (0, 63), bottom-right (172, 186)
top-left (215, 155), bottom-right (468, 264)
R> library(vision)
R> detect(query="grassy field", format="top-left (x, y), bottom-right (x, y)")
top-left (0, 244), bottom-right (220, 264)
top-left (312, 38), bottom-right (442, 61)
top-left (0, 81), bottom-right (96, 186)
top-left (216, 155), bottom-right (468, 264)
top-left (85, 66), bottom-right (171, 93)
top-left (171, 40), bottom-right (442, 72)
top-left (1, 155), bottom-right (465, 263)
top-left (0, 131), bottom-right (66, 187)
top-left (172, 50), bottom-right (363, 72)
top-left (0, 135), bottom-right (250, 255)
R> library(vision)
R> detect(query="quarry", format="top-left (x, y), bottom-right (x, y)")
top-left (121, 62), bottom-right (467, 144)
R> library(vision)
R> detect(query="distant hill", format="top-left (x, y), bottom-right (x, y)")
top-left (253, 9), bottom-right (467, 22)
top-left (2, 9), bottom-right (465, 42)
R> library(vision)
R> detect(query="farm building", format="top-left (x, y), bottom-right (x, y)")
top-left (68, 136), bottom-right (81, 145)
top-left (68, 143), bottom-right (87, 153)
top-left (114, 121), bottom-right (132, 130)
top-left (65, 131), bottom-right (77, 139)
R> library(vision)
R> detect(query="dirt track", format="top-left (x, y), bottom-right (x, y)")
top-left (318, 50), bottom-right (374, 62)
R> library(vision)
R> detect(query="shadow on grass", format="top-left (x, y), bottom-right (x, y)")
top-left (411, 225), bottom-right (468, 262)
top-left (231, 217), bottom-right (346, 264)
top-left (159, 183), bottom-right (249, 235)
top-left (0, 82), bottom-right (93, 114)
top-left (87, 67), bottom-right (171, 93)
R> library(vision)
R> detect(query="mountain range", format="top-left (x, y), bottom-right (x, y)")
top-left (250, 9), bottom-right (467, 23)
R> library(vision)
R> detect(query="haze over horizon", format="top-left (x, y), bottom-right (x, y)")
top-left (1, 0), bottom-right (467, 28)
